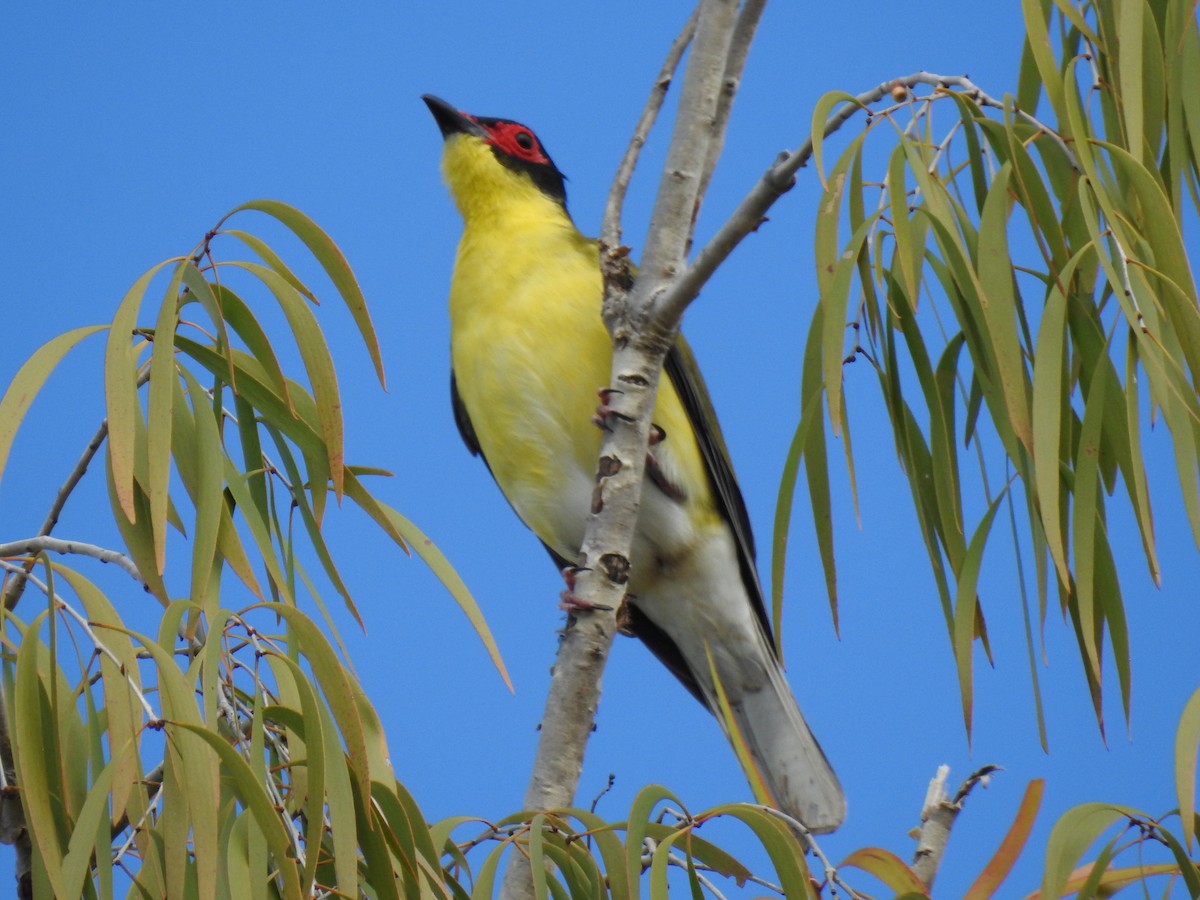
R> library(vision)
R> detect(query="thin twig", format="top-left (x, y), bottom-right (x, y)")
top-left (2, 365), bottom-right (151, 612)
top-left (601, 8), bottom-right (698, 252)
top-left (0, 537), bottom-right (144, 588)
top-left (662, 70), bottom-right (1073, 325)
top-left (53, 596), bottom-right (160, 724)
top-left (749, 804), bottom-right (865, 899)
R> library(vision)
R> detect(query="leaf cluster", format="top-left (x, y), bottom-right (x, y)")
top-left (781, 0), bottom-right (1200, 748)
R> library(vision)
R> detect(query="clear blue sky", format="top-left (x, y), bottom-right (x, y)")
top-left (2, 3), bottom-right (1198, 896)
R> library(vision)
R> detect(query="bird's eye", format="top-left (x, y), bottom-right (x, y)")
top-left (515, 131), bottom-right (534, 151)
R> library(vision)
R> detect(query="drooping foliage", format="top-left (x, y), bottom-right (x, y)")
top-left (781, 0), bottom-right (1200, 750)
top-left (0, 0), bottom-right (1197, 895)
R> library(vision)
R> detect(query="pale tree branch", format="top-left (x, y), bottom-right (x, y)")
top-left (911, 764), bottom-right (1001, 889)
top-left (691, 0), bottom-right (767, 241)
top-left (0, 537), bottom-right (145, 587)
top-left (500, 2), bottom-right (751, 898)
top-left (601, 8), bottom-right (698, 252)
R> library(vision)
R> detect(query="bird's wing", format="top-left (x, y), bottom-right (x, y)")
top-left (451, 368), bottom-right (574, 570)
top-left (452, 347), bottom-right (775, 664)
top-left (450, 369), bottom-right (483, 457)
top-left (663, 338), bottom-right (775, 653)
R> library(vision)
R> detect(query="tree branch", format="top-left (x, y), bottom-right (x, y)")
top-left (500, 2), bottom-right (750, 897)
top-left (600, 7), bottom-right (698, 252)
top-left (0, 537), bottom-right (145, 587)
top-left (1, 420), bottom-right (109, 611)
top-left (666, 70), bottom-right (1074, 325)
top-left (691, 0), bottom-right (766, 240)
top-left (911, 764), bottom-right (1001, 889)
top-left (2, 364), bottom-right (150, 612)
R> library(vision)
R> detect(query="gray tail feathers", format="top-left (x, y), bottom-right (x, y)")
top-left (720, 660), bottom-right (846, 833)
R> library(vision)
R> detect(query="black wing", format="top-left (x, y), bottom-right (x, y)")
top-left (451, 368), bottom-right (483, 457)
top-left (624, 338), bottom-right (776, 709)
top-left (661, 339), bottom-right (773, 649)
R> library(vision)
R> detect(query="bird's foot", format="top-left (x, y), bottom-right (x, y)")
top-left (591, 387), bottom-right (633, 431)
top-left (559, 566), bottom-right (614, 612)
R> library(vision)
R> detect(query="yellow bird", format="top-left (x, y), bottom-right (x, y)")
top-left (424, 94), bottom-right (845, 833)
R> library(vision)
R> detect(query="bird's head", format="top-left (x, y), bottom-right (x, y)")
top-left (423, 94), bottom-right (569, 224)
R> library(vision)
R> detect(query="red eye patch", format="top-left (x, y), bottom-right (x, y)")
top-left (486, 121), bottom-right (549, 164)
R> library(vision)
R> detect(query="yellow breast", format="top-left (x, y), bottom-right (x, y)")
top-left (449, 214), bottom-right (712, 562)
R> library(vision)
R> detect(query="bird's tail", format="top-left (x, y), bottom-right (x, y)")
top-left (715, 652), bottom-right (846, 834)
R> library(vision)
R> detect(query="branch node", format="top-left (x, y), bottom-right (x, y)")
top-left (598, 553), bottom-right (630, 585)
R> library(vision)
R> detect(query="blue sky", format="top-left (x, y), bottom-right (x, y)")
top-left (2, 3), bottom-right (1198, 896)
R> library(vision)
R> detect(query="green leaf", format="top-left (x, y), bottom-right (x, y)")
top-left (840, 846), bottom-right (926, 895)
top-left (178, 367), bottom-right (225, 616)
top-left (1039, 802), bottom-right (1140, 900)
top-left (624, 784), bottom-right (685, 898)
top-left (173, 723), bottom-right (303, 898)
top-left (1117, 0), bottom-right (1145, 163)
top-left (1072, 363), bottom-right (1107, 687)
top-left (257, 602), bottom-right (379, 798)
top-left (1157, 824), bottom-right (1200, 896)
top-left (1175, 686), bottom-right (1200, 850)
top-left (174, 338), bottom-right (324, 461)
top-left (220, 199), bottom-right (386, 387)
top-left (808, 90), bottom-right (866, 187)
top-left (221, 228), bottom-right (319, 303)
top-left (106, 259), bottom-right (180, 521)
top-left (104, 446), bottom-right (170, 604)
top-left (146, 261), bottom-right (188, 574)
top-left (349, 478), bottom-right (512, 692)
top-left (802, 304), bottom-right (838, 633)
top-left (771, 365), bottom-right (832, 645)
top-left (954, 491), bottom-right (1007, 741)
top-left (223, 260), bottom-right (346, 498)
top-left (0, 324), bottom-right (107, 489)
top-left (316, 689), bottom-right (361, 894)
top-left (822, 212), bottom-right (881, 439)
top-left (265, 427), bottom-right (362, 630)
top-left (1031, 284), bottom-right (1071, 590)
top-left (12, 610), bottom-right (71, 899)
top-left (888, 142), bottom-right (922, 312)
top-left (55, 566), bottom-right (145, 827)
top-left (976, 163), bottom-right (1034, 453)
top-left (60, 741), bottom-right (133, 899)
top-left (221, 455), bottom-right (295, 605)
top-left (1121, 339), bottom-right (1160, 586)
top-left (703, 805), bottom-right (815, 899)
top-left (210, 284), bottom-right (295, 415)
top-left (647, 825), bottom-right (691, 898)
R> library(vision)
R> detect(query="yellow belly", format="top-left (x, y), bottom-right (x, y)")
top-left (449, 219), bottom-right (711, 563)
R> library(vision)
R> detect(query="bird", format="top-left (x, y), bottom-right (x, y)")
top-left (422, 94), bottom-right (845, 833)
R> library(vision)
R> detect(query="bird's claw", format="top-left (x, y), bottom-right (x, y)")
top-left (592, 387), bottom-right (633, 431)
top-left (559, 566), bottom-right (614, 612)
top-left (559, 590), bottom-right (614, 612)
